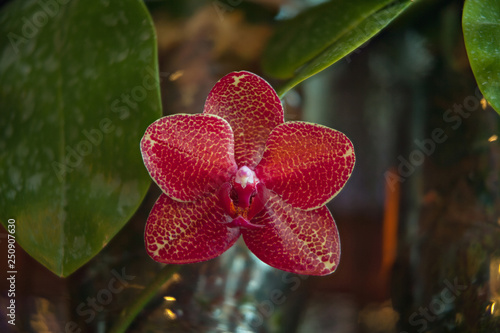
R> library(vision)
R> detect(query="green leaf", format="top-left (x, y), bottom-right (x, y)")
top-left (0, 0), bottom-right (162, 277)
top-left (261, 0), bottom-right (413, 97)
top-left (463, 0), bottom-right (500, 114)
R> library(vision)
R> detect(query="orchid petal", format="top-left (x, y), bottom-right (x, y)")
top-left (255, 122), bottom-right (355, 210)
top-left (204, 71), bottom-right (284, 168)
top-left (145, 193), bottom-right (241, 264)
top-left (141, 114), bottom-right (237, 202)
top-left (242, 192), bottom-right (340, 276)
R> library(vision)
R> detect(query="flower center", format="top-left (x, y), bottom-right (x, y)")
top-left (218, 166), bottom-right (266, 229)
top-left (233, 166), bottom-right (256, 208)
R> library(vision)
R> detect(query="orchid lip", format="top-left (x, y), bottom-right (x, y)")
top-left (217, 167), bottom-right (267, 229)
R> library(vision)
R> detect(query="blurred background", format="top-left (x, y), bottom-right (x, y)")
top-left (1, 0), bottom-right (500, 332)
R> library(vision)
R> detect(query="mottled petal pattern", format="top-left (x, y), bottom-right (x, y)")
top-left (141, 114), bottom-right (237, 202)
top-left (145, 193), bottom-right (241, 264)
top-left (204, 71), bottom-right (284, 168)
top-left (242, 192), bottom-right (340, 276)
top-left (141, 71), bottom-right (355, 275)
top-left (255, 122), bottom-right (355, 210)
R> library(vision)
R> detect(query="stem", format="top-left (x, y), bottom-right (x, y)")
top-left (275, 79), bottom-right (294, 99)
top-left (109, 265), bottom-right (180, 333)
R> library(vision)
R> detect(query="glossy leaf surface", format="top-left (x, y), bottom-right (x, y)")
top-left (262, 0), bottom-right (413, 97)
top-left (0, 0), bottom-right (161, 276)
top-left (463, 0), bottom-right (500, 114)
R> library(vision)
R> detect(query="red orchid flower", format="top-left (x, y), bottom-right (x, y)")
top-left (140, 71), bottom-right (355, 276)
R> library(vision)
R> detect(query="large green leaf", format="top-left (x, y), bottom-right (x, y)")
top-left (262, 0), bottom-right (413, 97)
top-left (0, 0), bottom-right (161, 276)
top-left (463, 0), bottom-right (500, 114)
